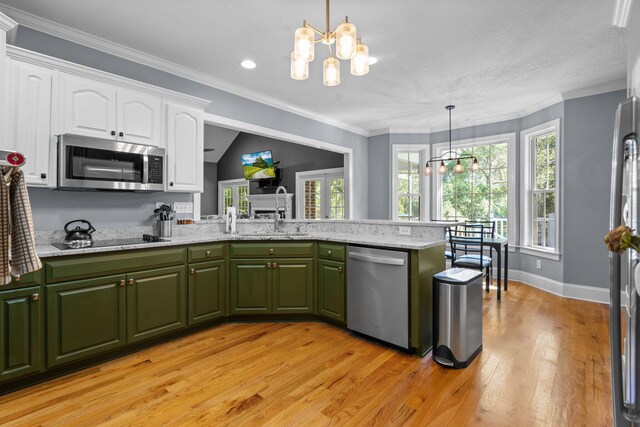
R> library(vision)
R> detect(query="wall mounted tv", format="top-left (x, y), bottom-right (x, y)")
top-left (241, 150), bottom-right (277, 180)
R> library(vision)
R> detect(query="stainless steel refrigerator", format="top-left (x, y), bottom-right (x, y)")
top-left (610, 96), bottom-right (640, 426)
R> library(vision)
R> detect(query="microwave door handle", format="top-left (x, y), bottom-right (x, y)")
top-left (142, 154), bottom-right (149, 184)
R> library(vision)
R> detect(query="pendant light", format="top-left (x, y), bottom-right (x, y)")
top-left (292, 0), bottom-right (372, 86)
top-left (424, 105), bottom-right (480, 176)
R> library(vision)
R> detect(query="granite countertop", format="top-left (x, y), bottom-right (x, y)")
top-left (35, 232), bottom-right (446, 258)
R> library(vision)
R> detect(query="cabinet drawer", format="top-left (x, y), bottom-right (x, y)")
top-left (3, 268), bottom-right (43, 290)
top-left (45, 247), bottom-right (187, 283)
top-left (318, 243), bottom-right (346, 261)
top-left (229, 242), bottom-right (314, 258)
top-left (188, 243), bottom-right (225, 263)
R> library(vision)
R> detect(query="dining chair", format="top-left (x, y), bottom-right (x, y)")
top-left (449, 224), bottom-right (493, 292)
top-left (465, 219), bottom-right (496, 238)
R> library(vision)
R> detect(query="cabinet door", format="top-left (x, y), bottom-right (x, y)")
top-left (318, 259), bottom-right (346, 323)
top-left (0, 287), bottom-right (42, 383)
top-left (272, 258), bottom-right (314, 314)
top-left (165, 103), bottom-right (203, 192)
top-left (47, 275), bottom-right (126, 367)
top-left (60, 73), bottom-right (116, 139)
top-left (127, 265), bottom-right (186, 343)
top-left (5, 60), bottom-right (54, 187)
top-left (229, 260), bottom-right (271, 314)
top-left (188, 260), bottom-right (225, 326)
top-left (116, 90), bottom-right (162, 146)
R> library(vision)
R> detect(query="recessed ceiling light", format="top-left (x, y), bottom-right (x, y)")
top-left (368, 56), bottom-right (378, 65)
top-left (240, 59), bottom-right (256, 69)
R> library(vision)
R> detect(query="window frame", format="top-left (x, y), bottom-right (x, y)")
top-left (432, 133), bottom-right (516, 244)
top-left (217, 178), bottom-right (249, 215)
top-left (295, 167), bottom-right (347, 219)
top-left (391, 144), bottom-right (429, 221)
top-left (520, 119), bottom-right (561, 260)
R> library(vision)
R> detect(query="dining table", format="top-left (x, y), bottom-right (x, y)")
top-left (483, 237), bottom-right (509, 300)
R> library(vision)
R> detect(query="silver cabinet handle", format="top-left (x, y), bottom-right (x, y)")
top-left (348, 252), bottom-right (405, 266)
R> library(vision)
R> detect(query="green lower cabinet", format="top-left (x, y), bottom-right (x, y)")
top-left (229, 260), bottom-right (272, 314)
top-left (0, 286), bottom-right (42, 382)
top-left (127, 265), bottom-right (187, 343)
top-left (317, 259), bottom-right (346, 323)
top-left (272, 259), bottom-right (314, 314)
top-left (47, 275), bottom-right (126, 367)
top-left (188, 260), bottom-right (226, 326)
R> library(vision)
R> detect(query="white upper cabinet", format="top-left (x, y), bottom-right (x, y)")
top-left (5, 59), bottom-right (55, 187)
top-left (60, 73), bottom-right (162, 146)
top-left (165, 103), bottom-right (203, 192)
top-left (61, 73), bottom-right (116, 140)
top-left (116, 89), bottom-right (162, 146)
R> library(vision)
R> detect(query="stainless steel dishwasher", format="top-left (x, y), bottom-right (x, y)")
top-left (347, 245), bottom-right (409, 349)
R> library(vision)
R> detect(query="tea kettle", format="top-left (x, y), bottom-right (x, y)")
top-left (63, 219), bottom-right (96, 248)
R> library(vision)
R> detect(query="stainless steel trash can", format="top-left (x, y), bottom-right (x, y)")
top-left (433, 267), bottom-right (483, 368)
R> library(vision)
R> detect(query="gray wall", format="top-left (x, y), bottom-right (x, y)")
top-left (28, 188), bottom-right (191, 231)
top-left (201, 163), bottom-right (218, 215)
top-left (217, 133), bottom-right (344, 217)
top-left (13, 26), bottom-right (369, 220)
top-left (630, 2), bottom-right (640, 95)
top-left (367, 134), bottom-right (391, 219)
top-left (562, 90), bottom-right (626, 288)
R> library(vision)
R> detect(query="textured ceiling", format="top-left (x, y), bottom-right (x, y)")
top-left (0, 0), bottom-right (627, 132)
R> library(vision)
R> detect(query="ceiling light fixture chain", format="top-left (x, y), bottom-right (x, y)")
top-left (291, 0), bottom-right (371, 85)
top-left (424, 105), bottom-right (480, 176)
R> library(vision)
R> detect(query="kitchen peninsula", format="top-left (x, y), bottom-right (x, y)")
top-left (2, 219), bottom-right (450, 393)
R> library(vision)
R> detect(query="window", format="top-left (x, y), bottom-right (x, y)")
top-left (521, 119), bottom-right (560, 258)
top-left (296, 168), bottom-right (346, 219)
top-left (392, 145), bottom-right (428, 221)
top-left (218, 179), bottom-right (249, 215)
top-left (434, 134), bottom-right (516, 240)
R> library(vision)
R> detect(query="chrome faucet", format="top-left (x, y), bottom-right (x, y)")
top-left (274, 186), bottom-right (287, 232)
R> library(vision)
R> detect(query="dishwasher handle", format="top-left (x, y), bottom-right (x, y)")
top-left (348, 252), bottom-right (406, 266)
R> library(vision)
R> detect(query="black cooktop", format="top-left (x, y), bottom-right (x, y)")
top-left (52, 235), bottom-right (171, 250)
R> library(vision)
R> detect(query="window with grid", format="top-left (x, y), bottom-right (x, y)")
top-left (218, 179), bottom-right (249, 215)
top-left (396, 151), bottom-right (422, 221)
top-left (440, 142), bottom-right (509, 238)
top-left (531, 132), bottom-right (557, 249)
top-left (521, 119), bottom-right (560, 257)
top-left (296, 168), bottom-right (345, 219)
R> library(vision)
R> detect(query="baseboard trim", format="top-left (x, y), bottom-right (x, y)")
top-left (509, 269), bottom-right (616, 305)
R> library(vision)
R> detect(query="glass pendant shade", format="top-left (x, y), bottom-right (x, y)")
top-left (323, 56), bottom-right (340, 86)
top-left (294, 26), bottom-right (315, 62)
top-left (438, 161), bottom-right (447, 175)
top-left (423, 163), bottom-right (432, 176)
top-left (290, 52), bottom-right (309, 80)
top-left (471, 158), bottom-right (480, 172)
top-left (335, 21), bottom-right (357, 59)
top-left (454, 159), bottom-right (465, 174)
top-left (350, 41), bottom-right (369, 76)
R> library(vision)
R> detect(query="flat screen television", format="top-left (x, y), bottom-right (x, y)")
top-left (241, 149), bottom-right (276, 180)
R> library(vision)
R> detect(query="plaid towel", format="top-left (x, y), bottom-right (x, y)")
top-left (1, 169), bottom-right (42, 285)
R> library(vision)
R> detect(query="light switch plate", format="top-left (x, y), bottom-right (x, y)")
top-left (174, 202), bottom-right (194, 214)
top-left (398, 226), bottom-right (411, 236)
top-left (536, 259), bottom-right (542, 269)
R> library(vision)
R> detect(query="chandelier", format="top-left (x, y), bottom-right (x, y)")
top-left (424, 105), bottom-right (480, 176)
top-left (291, 0), bottom-right (370, 86)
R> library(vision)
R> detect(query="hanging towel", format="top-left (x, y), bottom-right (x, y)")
top-left (1, 169), bottom-right (42, 285)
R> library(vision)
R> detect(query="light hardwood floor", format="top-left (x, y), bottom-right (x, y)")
top-left (0, 281), bottom-right (612, 426)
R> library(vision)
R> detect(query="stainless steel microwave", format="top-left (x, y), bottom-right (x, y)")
top-left (57, 134), bottom-right (165, 191)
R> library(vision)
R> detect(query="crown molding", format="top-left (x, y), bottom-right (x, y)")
top-left (0, 3), bottom-right (370, 137)
top-left (0, 10), bottom-right (16, 32)
top-left (612, 0), bottom-right (633, 27)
